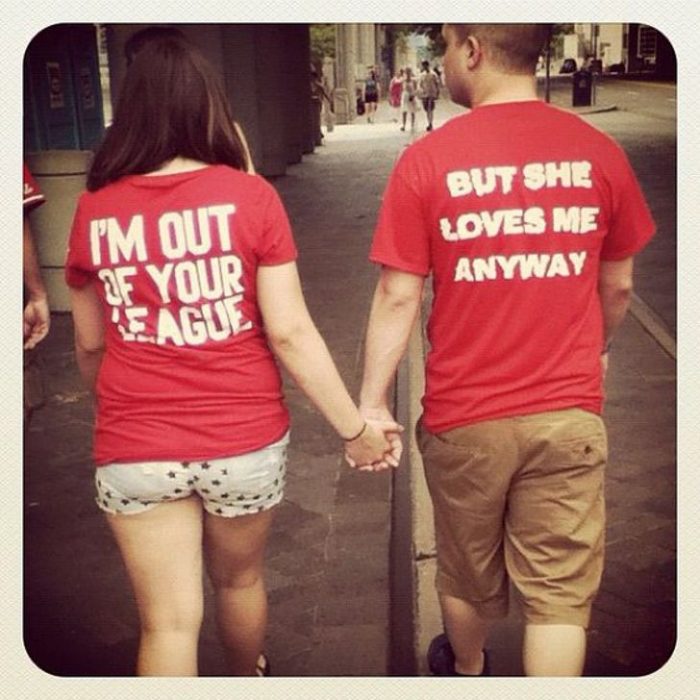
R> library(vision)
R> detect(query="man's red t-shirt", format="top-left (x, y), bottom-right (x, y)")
top-left (66, 165), bottom-right (297, 465)
top-left (370, 101), bottom-right (655, 433)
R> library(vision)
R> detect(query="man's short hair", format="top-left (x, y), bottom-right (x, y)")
top-left (448, 24), bottom-right (551, 74)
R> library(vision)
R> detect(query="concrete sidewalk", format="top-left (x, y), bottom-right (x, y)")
top-left (23, 95), bottom-right (676, 682)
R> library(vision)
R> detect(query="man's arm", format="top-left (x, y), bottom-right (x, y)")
top-left (359, 267), bottom-right (425, 421)
top-left (23, 217), bottom-right (50, 350)
top-left (598, 257), bottom-right (634, 377)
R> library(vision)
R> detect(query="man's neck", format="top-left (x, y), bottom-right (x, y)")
top-left (470, 73), bottom-right (538, 108)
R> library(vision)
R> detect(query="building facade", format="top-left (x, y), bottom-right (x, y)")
top-left (23, 23), bottom-right (316, 310)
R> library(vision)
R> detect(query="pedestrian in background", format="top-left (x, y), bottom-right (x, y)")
top-left (363, 68), bottom-right (380, 123)
top-left (311, 66), bottom-right (333, 145)
top-left (65, 35), bottom-right (400, 677)
top-left (23, 163), bottom-right (50, 427)
top-left (389, 68), bottom-right (405, 122)
top-left (359, 23), bottom-right (654, 676)
top-left (400, 67), bottom-right (418, 131)
top-left (418, 59), bottom-right (441, 131)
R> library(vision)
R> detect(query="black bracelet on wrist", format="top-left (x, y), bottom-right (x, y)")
top-left (342, 421), bottom-right (367, 442)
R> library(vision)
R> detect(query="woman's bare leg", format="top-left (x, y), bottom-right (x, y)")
top-left (106, 496), bottom-right (204, 676)
top-left (204, 508), bottom-right (275, 675)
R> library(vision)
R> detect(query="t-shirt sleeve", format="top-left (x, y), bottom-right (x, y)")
top-left (23, 163), bottom-right (45, 212)
top-left (600, 144), bottom-right (656, 261)
top-left (256, 181), bottom-right (298, 265)
top-left (64, 195), bottom-right (93, 288)
top-left (369, 151), bottom-right (431, 276)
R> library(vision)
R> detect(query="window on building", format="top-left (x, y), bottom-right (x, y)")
top-left (638, 25), bottom-right (658, 63)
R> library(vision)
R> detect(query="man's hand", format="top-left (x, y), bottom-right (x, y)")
top-left (23, 297), bottom-right (50, 350)
top-left (343, 406), bottom-right (404, 472)
top-left (344, 417), bottom-right (404, 472)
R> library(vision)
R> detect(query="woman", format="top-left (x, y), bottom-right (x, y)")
top-left (65, 36), bottom-right (400, 677)
top-left (388, 69), bottom-right (404, 122)
top-left (400, 67), bottom-right (418, 132)
top-left (363, 69), bottom-right (380, 123)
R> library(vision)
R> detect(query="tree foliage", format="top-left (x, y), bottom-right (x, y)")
top-left (310, 24), bottom-right (336, 68)
top-left (383, 23), bottom-right (574, 58)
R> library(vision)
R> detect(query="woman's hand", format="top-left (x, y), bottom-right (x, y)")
top-left (344, 417), bottom-right (404, 472)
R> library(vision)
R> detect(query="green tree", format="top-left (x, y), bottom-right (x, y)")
top-left (384, 23), bottom-right (573, 59)
top-left (310, 24), bottom-right (336, 70)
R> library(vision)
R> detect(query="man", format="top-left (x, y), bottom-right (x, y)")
top-left (418, 59), bottom-right (441, 131)
top-left (23, 163), bottom-right (50, 425)
top-left (358, 24), bottom-right (655, 676)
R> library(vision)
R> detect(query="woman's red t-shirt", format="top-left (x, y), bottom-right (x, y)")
top-left (66, 165), bottom-right (297, 465)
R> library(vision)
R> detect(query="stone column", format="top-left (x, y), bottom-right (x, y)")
top-left (335, 23), bottom-right (358, 123)
top-left (282, 24), bottom-right (308, 164)
top-left (252, 24), bottom-right (290, 176)
top-left (220, 26), bottom-right (263, 171)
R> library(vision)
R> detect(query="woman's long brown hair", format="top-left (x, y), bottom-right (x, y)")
top-left (87, 36), bottom-right (248, 191)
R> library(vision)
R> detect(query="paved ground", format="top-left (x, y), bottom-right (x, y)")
top-left (23, 85), bottom-right (676, 687)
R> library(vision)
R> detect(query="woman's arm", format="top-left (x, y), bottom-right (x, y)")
top-left (257, 261), bottom-right (401, 468)
top-left (69, 283), bottom-right (105, 392)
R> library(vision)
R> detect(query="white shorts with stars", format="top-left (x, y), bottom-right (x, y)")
top-left (95, 432), bottom-right (289, 517)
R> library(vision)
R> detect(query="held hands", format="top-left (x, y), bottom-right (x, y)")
top-left (344, 406), bottom-right (404, 473)
top-left (23, 297), bottom-right (50, 350)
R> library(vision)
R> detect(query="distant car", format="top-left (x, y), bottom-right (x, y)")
top-left (607, 62), bottom-right (626, 74)
top-left (559, 58), bottom-right (577, 74)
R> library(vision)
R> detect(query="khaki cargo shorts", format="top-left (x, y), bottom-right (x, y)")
top-left (417, 408), bottom-right (608, 628)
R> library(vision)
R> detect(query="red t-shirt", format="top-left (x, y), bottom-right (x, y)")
top-left (23, 163), bottom-right (45, 211)
top-left (66, 164), bottom-right (297, 465)
top-left (370, 101), bottom-right (655, 433)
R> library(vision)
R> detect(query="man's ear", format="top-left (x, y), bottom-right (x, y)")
top-left (465, 35), bottom-right (482, 69)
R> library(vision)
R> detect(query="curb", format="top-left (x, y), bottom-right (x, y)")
top-left (567, 104), bottom-right (618, 115)
top-left (406, 317), bottom-right (441, 676)
top-left (630, 293), bottom-right (676, 360)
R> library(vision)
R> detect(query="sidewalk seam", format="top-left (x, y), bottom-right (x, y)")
top-left (630, 292), bottom-right (676, 360)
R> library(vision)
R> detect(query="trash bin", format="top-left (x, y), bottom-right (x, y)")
top-left (572, 69), bottom-right (593, 107)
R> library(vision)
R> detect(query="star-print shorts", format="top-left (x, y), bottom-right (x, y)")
top-left (94, 432), bottom-right (289, 517)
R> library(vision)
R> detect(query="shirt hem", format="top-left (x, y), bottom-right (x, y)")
top-left (368, 254), bottom-right (429, 277)
top-left (93, 423), bottom-right (291, 467)
top-left (421, 400), bottom-right (603, 434)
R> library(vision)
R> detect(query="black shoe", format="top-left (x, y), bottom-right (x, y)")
top-left (256, 653), bottom-right (271, 676)
top-left (427, 633), bottom-right (490, 676)
top-left (427, 124), bottom-right (433, 131)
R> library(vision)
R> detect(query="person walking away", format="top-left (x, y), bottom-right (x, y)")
top-left (389, 69), bottom-right (405, 122)
top-left (23, 163), bottom-right (50, 428)
top-left (358, 23), bottom-right (655, 676)
top-left (400, 67), bottom-right (418, 132)
top-left (418, 60), bottom-right (441, 131)
top-left (65, 35), bottom-right (401, 677)
top-left (364, 69), bottom-right (380, 123)
top-left (311, 67), bottom-right (333, 145)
